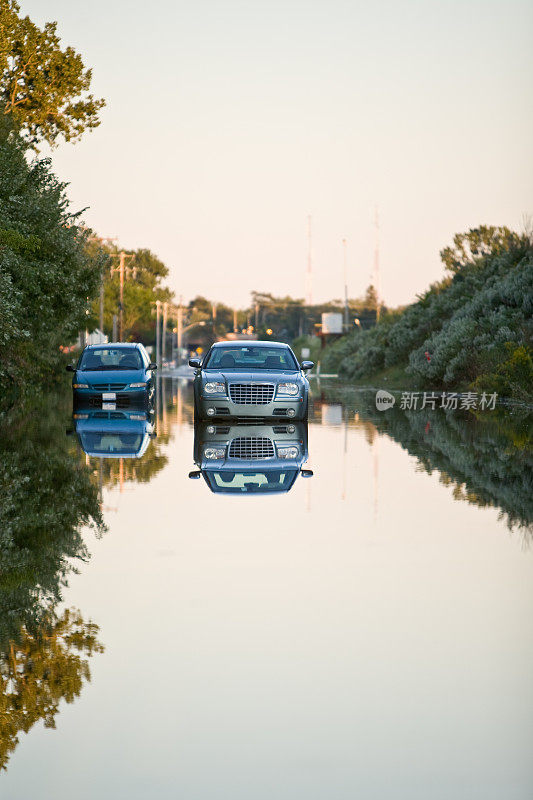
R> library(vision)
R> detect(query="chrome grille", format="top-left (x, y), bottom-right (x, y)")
top-left (228, 437), bottom-right (275, 460)
top-left (92, 383), bottom-right (127, 391)
top-left (229, 383), bottom-right (274, 405)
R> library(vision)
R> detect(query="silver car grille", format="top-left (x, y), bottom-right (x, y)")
top-left (92, 383), bottom-right (127, 391)
top-left (228, 437), bottom-right (275, 460)
top-left (229, 383), bottom-right (275, 405)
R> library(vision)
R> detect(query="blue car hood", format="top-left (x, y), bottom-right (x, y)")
top-left (76, 369), bottom-right (143, 384)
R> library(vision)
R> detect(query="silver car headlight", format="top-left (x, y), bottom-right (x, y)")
top-left (204, 446), bottom-right (226, 460)
top-left (277, 445), bottom-right (299, 459)
top-left (129, 382), bottom-right (147, 388)
top-left (204, 382), bottom-right (226, 394)
top-left (277, 382), bottom-right (299, 397)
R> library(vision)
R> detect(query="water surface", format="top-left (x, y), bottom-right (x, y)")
top-left (1, 380), bottom-right (532, 799)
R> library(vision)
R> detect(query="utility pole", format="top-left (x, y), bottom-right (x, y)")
top-left (374, 207), bottom-right (381, 322)
top-left (162, 301), bottom-right (169, 365)
top-left (177, 300), bottom-right (183, 365)
top-left (110, 251), bottom-right (135, 341)
top-left (342, 238), bottom-right (349, 330)
top-left (99, 280), bottom-right (104, 334)
top-left (233, 309), bottom-right (238, 333)
top-left (255, 302), bottom-right (259, 331)
top-left (155, 300), bottom-right (161, 370)
top-left (306, 214), bottom-right (313, 305)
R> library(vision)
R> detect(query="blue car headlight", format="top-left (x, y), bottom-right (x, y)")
top-left (129, 382), bottom-right (147, 388)
top-left (204, 382), bottom-right (225, 394)
top-left (73, 383), bottom-right (89, 389)
top-left (277, 382), bottom-right (299, 397)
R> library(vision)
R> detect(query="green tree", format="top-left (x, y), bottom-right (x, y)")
top-left (0, 115), bottom-right (105, 388)
top-left (0, 0), bottom-right (105, 147)
top-left (440, 226), bottom-right (520, 274)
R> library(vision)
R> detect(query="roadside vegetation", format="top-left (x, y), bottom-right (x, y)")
top-left (322, 227), bottom-right (533, 401)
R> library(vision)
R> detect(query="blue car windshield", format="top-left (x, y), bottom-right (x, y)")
top-left (204, 346), bottom-right (298, 371)
top-left (80, 348), bottom-right (142, 371)
top-left (79, 432), bottom-right (143, 454)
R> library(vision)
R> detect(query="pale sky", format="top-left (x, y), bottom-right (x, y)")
top-left (23, 0), bottom-right (533, 308)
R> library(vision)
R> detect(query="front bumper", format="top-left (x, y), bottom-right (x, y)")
top-left (73, 387), bottom-right (149, 407)
top-left (198, 396), bottom-right (305, 419)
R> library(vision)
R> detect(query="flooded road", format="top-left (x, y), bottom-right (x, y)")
top-left (1, 380), bottom-right (532, 799)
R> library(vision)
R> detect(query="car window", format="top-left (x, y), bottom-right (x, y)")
top-left (80, 348), bottom-right (142, 370)
top-left (204, 346), bottom-right (298, 371)
top-left (79, 433), bottom-right (143, 454)
top-left (207, 470), bottom-right (297, 492)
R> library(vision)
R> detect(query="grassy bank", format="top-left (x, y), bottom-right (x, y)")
top-left (320, 228), bottom-right (533, 402)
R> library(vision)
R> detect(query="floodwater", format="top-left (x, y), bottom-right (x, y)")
top-left (1, 379), bottom-right (532, 800)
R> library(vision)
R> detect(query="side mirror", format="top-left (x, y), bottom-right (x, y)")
top-left (188, 470), bottom-right (202, 479)
top-left (66, 364), bottom-right (76, 372)
top-left (301, 469), bottom-right (314, 478)
top-left (149, 362), bottom-right (157, 370)
top-left (189, 358), bottom-right (202, 368)
top-left (301, 361), bottom-right (314, 371)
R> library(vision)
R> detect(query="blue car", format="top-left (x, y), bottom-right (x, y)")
top-left (67, 343), bottom-right (156, 409)
top-left (72, 408), bottom-right (155, 459)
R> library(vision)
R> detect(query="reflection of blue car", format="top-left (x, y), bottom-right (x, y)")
top-left (67, 343), bottom-right (156, 408)
top-left (73, 408), bottom-right (155, 458)
top-left (189, 422), bottom-right (313, 494)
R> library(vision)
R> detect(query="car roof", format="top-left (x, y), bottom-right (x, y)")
top-left (85, 342), bottom-right (140, 349)
top-left (211, 340), bottom-right (289, 348)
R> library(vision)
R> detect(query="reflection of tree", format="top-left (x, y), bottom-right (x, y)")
top-left (91, 431), bottom-right (170, 489)
top-left (324, 387), bottom-right (533, 534)
top-left (0, 608), bottom-right (103, 771)
top-left (0, 391), bottom-right (104, 646)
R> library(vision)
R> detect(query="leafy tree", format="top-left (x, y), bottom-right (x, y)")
top-left (0, 608), bottom-right (103, 771)
top-left (0, 0), bottom-right (105, 147)
top-left (0, 115), bottom-right (105, 388)
top-left (440, 226), bottom-right (520, 274)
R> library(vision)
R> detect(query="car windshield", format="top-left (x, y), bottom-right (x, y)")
top-left (79, 432), bottom-right (143, 454)
top-left (203, 346), bottom-right (298, 371)
top-left (205, 469), bottom-right (297, 493)
top-left (80, 348), bottom-right (142, 371)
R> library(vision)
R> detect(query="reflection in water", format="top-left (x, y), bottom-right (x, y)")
top-left (1, 378), bottom-right (532, 791)
top-left (73, 408), bottom-right (155, 458)
top-left (0, 609), bottom-right (103, 772)
top-left (319, 384), bottom-right (533, 534)
top-left (190, 421), bottom-right (313, 494)
top-left (0, 393), bottom-right (106, 770)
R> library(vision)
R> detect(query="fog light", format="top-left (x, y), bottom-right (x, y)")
top-left (207, 425), bottom-right (216, 434)
top-left (287, 409), bottom-right (295, 417)
top-left (206, 407), bottom-right (215, 416)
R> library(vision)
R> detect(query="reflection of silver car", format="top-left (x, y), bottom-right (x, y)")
top-left (189, 421), bottom-right (313, 494)
top-left (73, 408), bottom-right (155, 458)
top-left (190, 341), bottom-right (313, 421)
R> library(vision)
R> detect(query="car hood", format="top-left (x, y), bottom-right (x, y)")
top-left (202, 370), bottom-right (301, 383)
top-left (77, 369), bottom-right (144, 384)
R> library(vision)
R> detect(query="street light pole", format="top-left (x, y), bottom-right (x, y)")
top-left (177, 302), bottom-right (183, 365)
top-left (155, 300), bottom-right (161, 370)
top-left (162, 301), bottom-right (168, 365)
top-left (342, 238), bottom-right (349, 330)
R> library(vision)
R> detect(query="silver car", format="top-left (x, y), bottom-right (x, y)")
top-left (190, 341), bottom-right (313, 421)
